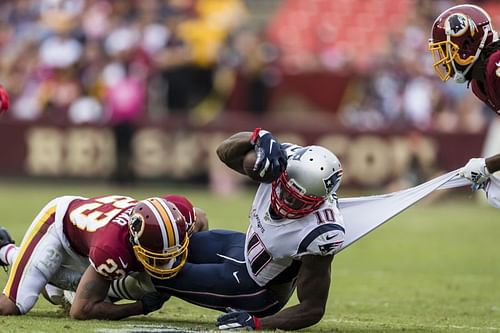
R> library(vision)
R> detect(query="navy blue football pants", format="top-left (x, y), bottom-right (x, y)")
top-left (152, 230), bottom-right (287, 316)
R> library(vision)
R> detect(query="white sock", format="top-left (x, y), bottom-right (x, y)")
top-left (0, 244), bottom-right (18, 265)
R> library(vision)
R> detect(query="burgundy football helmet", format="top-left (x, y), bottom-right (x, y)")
top-left (163, 194), bottom-right (196, 235)
top-left (129, 197), bottom-right (189, 279)
top-left (271, 146), bottom-right (342, 219)
top-left (429, 4), bottom-right (499, 83)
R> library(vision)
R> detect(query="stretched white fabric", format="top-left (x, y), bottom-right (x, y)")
top-left (338, 169), bottom-right (499, 251)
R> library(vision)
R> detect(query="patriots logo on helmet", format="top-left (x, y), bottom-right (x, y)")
top-left (323, 170), bottom-right (343, 194)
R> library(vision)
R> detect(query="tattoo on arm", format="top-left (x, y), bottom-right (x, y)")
top-left (81, 280), bottom-right (99, 300)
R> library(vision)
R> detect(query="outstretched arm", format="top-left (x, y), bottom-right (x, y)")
top-left (460, 153), bottom-right (500, 189)
top-left (259, 255), bottom-right (333, 330)
top-left (70, 267), bottom-right (168, 320)
top-left (217, 254), bottom-right (333, 330)
top-left (70, 266), bottom-right (144, 320)
top-left (486, 154), bottom-right (500, 174)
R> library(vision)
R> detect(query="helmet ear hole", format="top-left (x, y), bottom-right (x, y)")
top-left (130, 215), bottom-right (143, 234)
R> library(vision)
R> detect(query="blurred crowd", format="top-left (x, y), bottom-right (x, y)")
top-left (0, 0), bottom-right (248, 124)
top-left (0, 0), bottom-right (497, 133)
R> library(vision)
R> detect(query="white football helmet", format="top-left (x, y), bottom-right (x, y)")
top-left (271, 145), bottom-right (343, 219)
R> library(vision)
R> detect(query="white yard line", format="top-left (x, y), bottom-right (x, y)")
top-left (95, 325), bottom-right (208, 333)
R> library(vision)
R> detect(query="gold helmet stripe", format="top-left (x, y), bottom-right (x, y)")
top-left (156, 198), bottom-right (180, 245)
top-left (145, 198), bottom-right (175, 250)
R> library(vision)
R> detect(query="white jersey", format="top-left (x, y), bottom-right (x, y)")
top-left (244, 183), bottom-right (345, 287)
top-left (485, 173), bottom-right (500, 208)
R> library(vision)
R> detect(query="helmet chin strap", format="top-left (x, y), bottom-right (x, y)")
top-left (451, 25), bottom-right (490, 83)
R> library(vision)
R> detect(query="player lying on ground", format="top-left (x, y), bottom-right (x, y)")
top-left (28, 128), bottom-right (346, 331)
top-left (0, 195), bottom-right (193, 319)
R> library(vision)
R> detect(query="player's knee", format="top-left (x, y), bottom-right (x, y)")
top-left (36, 246), bottom-right (63, 279)
top-left (0, 295), bottom-right (21, 315)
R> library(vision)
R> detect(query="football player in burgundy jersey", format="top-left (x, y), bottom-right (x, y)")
top-left (429, 4), bottom-right (500, 189)
top-left (0, 195), bottom-right (188, 319)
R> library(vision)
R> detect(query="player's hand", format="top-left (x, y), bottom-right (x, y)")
top-left (250, 128), bottom-right (287, 182)
top-left (0, 85), bottom-right (9, 114)
top-left (216, 307), bottom-right (261, 330)
top-left (459, 158), bottom-right (490, 190)
top-left (141, 291), bottom-right (170, 314)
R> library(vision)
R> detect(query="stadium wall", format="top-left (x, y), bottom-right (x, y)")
top-left (0, 116), bottom-right (486, 188)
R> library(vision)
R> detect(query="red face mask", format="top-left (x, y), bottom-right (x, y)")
top-left (270, 172), bottom-right (325, 219)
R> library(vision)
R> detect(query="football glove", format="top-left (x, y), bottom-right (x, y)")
top-left (459, 158), bottom-right (490, 190)
top-left (216, 308), bottom-right (261, 330)
top-left (0, 85), bottom-right (9, 114)
top-left (141, 291), bottom-right (171, 314)
top-left (250, 128), bottom-right (287, 183)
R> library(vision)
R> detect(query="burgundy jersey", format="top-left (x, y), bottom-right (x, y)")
top-left (63, 195), bottom-right (144, 280)
top-left (471, 50), bottom-right (500, 114)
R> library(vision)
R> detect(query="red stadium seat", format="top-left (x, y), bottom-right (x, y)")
top-left (266, 0), bottom-right (414, 71)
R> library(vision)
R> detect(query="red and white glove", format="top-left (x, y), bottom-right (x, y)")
top-left (0, 85), bottom-right (10, 114)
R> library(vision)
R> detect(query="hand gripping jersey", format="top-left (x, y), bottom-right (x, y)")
top-left (245, 184), bottom-right (345, 287)
top-left (471, 50), bottom-right (500, 114)
top-left (63, 195), bottom-right (144, 279)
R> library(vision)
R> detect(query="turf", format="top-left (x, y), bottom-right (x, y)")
top-left (0, 180), bottom-right (499, 333)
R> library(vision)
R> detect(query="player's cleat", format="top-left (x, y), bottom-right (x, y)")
top-left (41, 284), bottom-right (75, 314)
top-left (0, 227), bottom-right (15, 269)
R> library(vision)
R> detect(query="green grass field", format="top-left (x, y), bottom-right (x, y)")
top-left (0, 180), bottom-right (499, 333)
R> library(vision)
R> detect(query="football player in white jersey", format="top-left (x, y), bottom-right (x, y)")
top-left (213, 128), bottom-right (346, 330)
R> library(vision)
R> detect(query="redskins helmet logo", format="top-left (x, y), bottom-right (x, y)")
top-left (446, 13), bottom-right (478, 37)
top-left (129, 213), bottom-right (145, 242)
